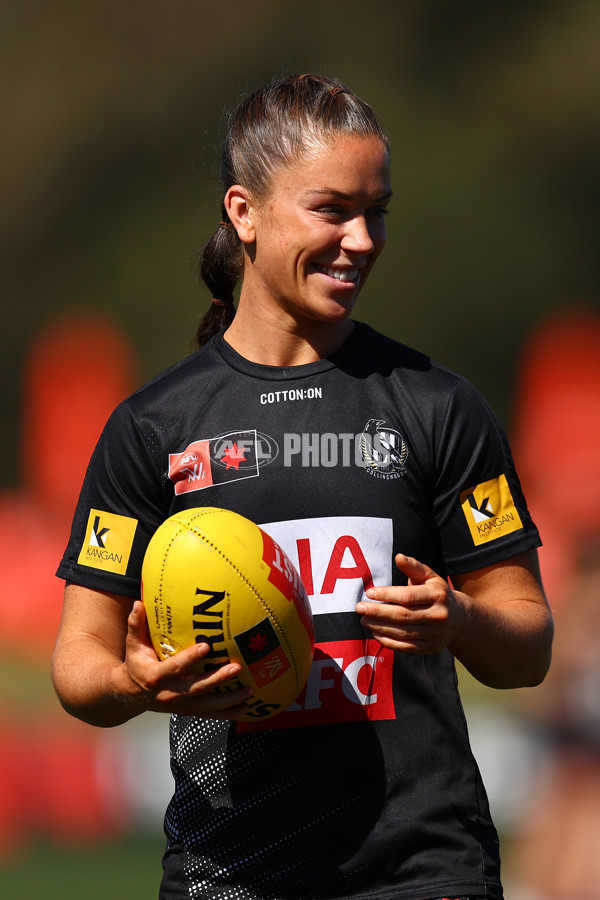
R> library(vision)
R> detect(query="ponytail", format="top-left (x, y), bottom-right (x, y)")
top-left (196, 215), bottom-right (242, 347)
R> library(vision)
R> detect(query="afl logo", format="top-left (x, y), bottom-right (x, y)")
top-left (360, 418), bottom-right (409, 479)
top-left (211, 431), bottom-right (279, 470)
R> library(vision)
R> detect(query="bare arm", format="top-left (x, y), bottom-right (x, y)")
top-left (355, 548), bottom-right (553, 689)
top-left (51, 583), bottom-right (253, 727)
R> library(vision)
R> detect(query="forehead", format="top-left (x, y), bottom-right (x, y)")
top-left (269, 134), bottom-right (391, 199)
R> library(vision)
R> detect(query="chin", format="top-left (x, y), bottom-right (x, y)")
top-left (317, 290), bottom-right (360, 318)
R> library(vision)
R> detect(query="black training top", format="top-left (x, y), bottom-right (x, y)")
top-left (58, 322), bottom-right (539, 899)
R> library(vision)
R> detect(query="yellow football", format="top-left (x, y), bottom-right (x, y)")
top-left (141, 507), bottom-right (314, 721)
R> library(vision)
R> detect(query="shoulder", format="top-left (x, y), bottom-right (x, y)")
top-left (98, 335), bottom-right (233, 440)
top-left (350, 321), bottom-right (431, 365)
top-left (349, 323), bottom-right (505, 446)
top-left (88, 339), bottom-right (223, 457)
top-left (126, 340), bottom-right (219, 412)
top-left (350, 321), bottom-right (468, 396)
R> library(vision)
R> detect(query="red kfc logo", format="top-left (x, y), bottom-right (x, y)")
top-left (238, 639), bottom-right (396, 732)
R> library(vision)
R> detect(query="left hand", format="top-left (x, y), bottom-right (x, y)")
top-left (355, 553), bottom-right (467, 655)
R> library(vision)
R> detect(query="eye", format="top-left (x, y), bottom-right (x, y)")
top-left (315, 204), bottom-right (345, 219)
top-left (366, 206), bottom-right (389, 222)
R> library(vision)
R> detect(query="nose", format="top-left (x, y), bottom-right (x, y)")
top-left (340, 215), bottom-right (378, 256)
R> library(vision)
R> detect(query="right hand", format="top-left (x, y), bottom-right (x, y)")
top-left (123, 600), bottom-right (254, 719)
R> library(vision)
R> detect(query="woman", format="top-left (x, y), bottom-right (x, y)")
top-left (53, 74), bottom-right (553, 900)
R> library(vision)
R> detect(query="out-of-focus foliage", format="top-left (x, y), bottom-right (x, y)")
top-left (2, 0), bottom-right (599, 484)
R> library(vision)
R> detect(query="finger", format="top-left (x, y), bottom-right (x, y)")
top-left (360, 591), bottom-right (423, 610)
top-left (146, 655), bottom-right (251, 703)
top-left (371, 632), bottom-right (444, 655)
top-left (362, 613), bottom-right (449, 652)
top-left (128, 600), bottom-right (229, 677)
top-left (156, 640), bottom-right (218, 676)
top-left (357, 595), bottom-right (412, 619)
top-left (394, 553), bottom-right (439, 585)
top-left (358, 583), bottom-right (437, 611)
top-left (361, 617), bottom-right (441, 640)
top-left (189, 659), bottom-right (244, 689)
top-left (147, 649), bottom-right (244, 698)
top-left (151, 682), bottom-right (254, 717)
top-left (128, 600), bottom-right (152, 643)
top-left (156, 644), bottom-right (254, 718)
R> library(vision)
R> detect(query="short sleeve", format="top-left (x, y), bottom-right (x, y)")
top-left (56, 400), bottom-right (169, 597)
top-left (433, 377), bottom-right (541, 575)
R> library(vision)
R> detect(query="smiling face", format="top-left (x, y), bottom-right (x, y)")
top-left (229, 134), bottom-right (392, 332)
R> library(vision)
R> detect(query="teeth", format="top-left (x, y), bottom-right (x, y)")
top-left (316, 265), bottom-right (359, 282)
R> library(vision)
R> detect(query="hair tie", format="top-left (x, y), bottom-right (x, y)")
top-left (211, 297), bottom-right (232, 307)
top-left (219, 221), bottom-right (232, 230)
top-left (329, 86), bottom-right (345, 98)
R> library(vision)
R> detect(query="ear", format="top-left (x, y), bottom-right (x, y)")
top-left (224, 185), bottom-right (256, 244)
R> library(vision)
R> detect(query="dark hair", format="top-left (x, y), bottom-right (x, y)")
top-left (196, 73), bottom-right (389, 347)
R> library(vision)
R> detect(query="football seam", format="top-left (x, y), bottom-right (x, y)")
top-left (182, 523), bottom-right (303, 688)
top-left (151, 529), bottom-right (183, 654)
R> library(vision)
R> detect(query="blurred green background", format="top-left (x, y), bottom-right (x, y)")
top-left (4, 0), bottom-right (600, 479)
top-left (2, 0), bottom-right (599, 896)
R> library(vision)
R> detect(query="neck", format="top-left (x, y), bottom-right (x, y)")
top-left (223, 299), bottom-right (355, 366)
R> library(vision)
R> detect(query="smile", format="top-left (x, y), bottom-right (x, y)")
top-left (314, 264), bottom-right (360, 283)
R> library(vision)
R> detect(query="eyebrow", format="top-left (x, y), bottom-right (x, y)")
top-left (305, 188), bottom-right (393, 202)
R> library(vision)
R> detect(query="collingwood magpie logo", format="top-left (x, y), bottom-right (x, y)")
top-left (360, 418), bottom-right (409, 479)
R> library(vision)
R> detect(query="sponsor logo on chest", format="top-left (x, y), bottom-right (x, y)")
top-left (237, 638), bottom-right (396, 731)
top-left (234, 516), bottom-right (397, 731)
top-left (260, 515), bottom-right (393, 614)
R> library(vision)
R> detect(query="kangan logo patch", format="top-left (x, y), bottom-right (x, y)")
top-left (460, 475), bottom-right (523, 546)
top-left (78, 509), bottom-right (138, 574)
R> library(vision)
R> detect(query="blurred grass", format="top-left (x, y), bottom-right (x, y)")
top-left (0, 835), bottom-right (166, 898)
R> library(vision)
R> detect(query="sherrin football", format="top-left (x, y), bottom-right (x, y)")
top-left (141, 507), bottom-right (314, 721)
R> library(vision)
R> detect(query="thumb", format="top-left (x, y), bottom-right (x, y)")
top-left (127, 600), bottom-right (152, 645)
top-left (394, 553), bottom-right (439, 586)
